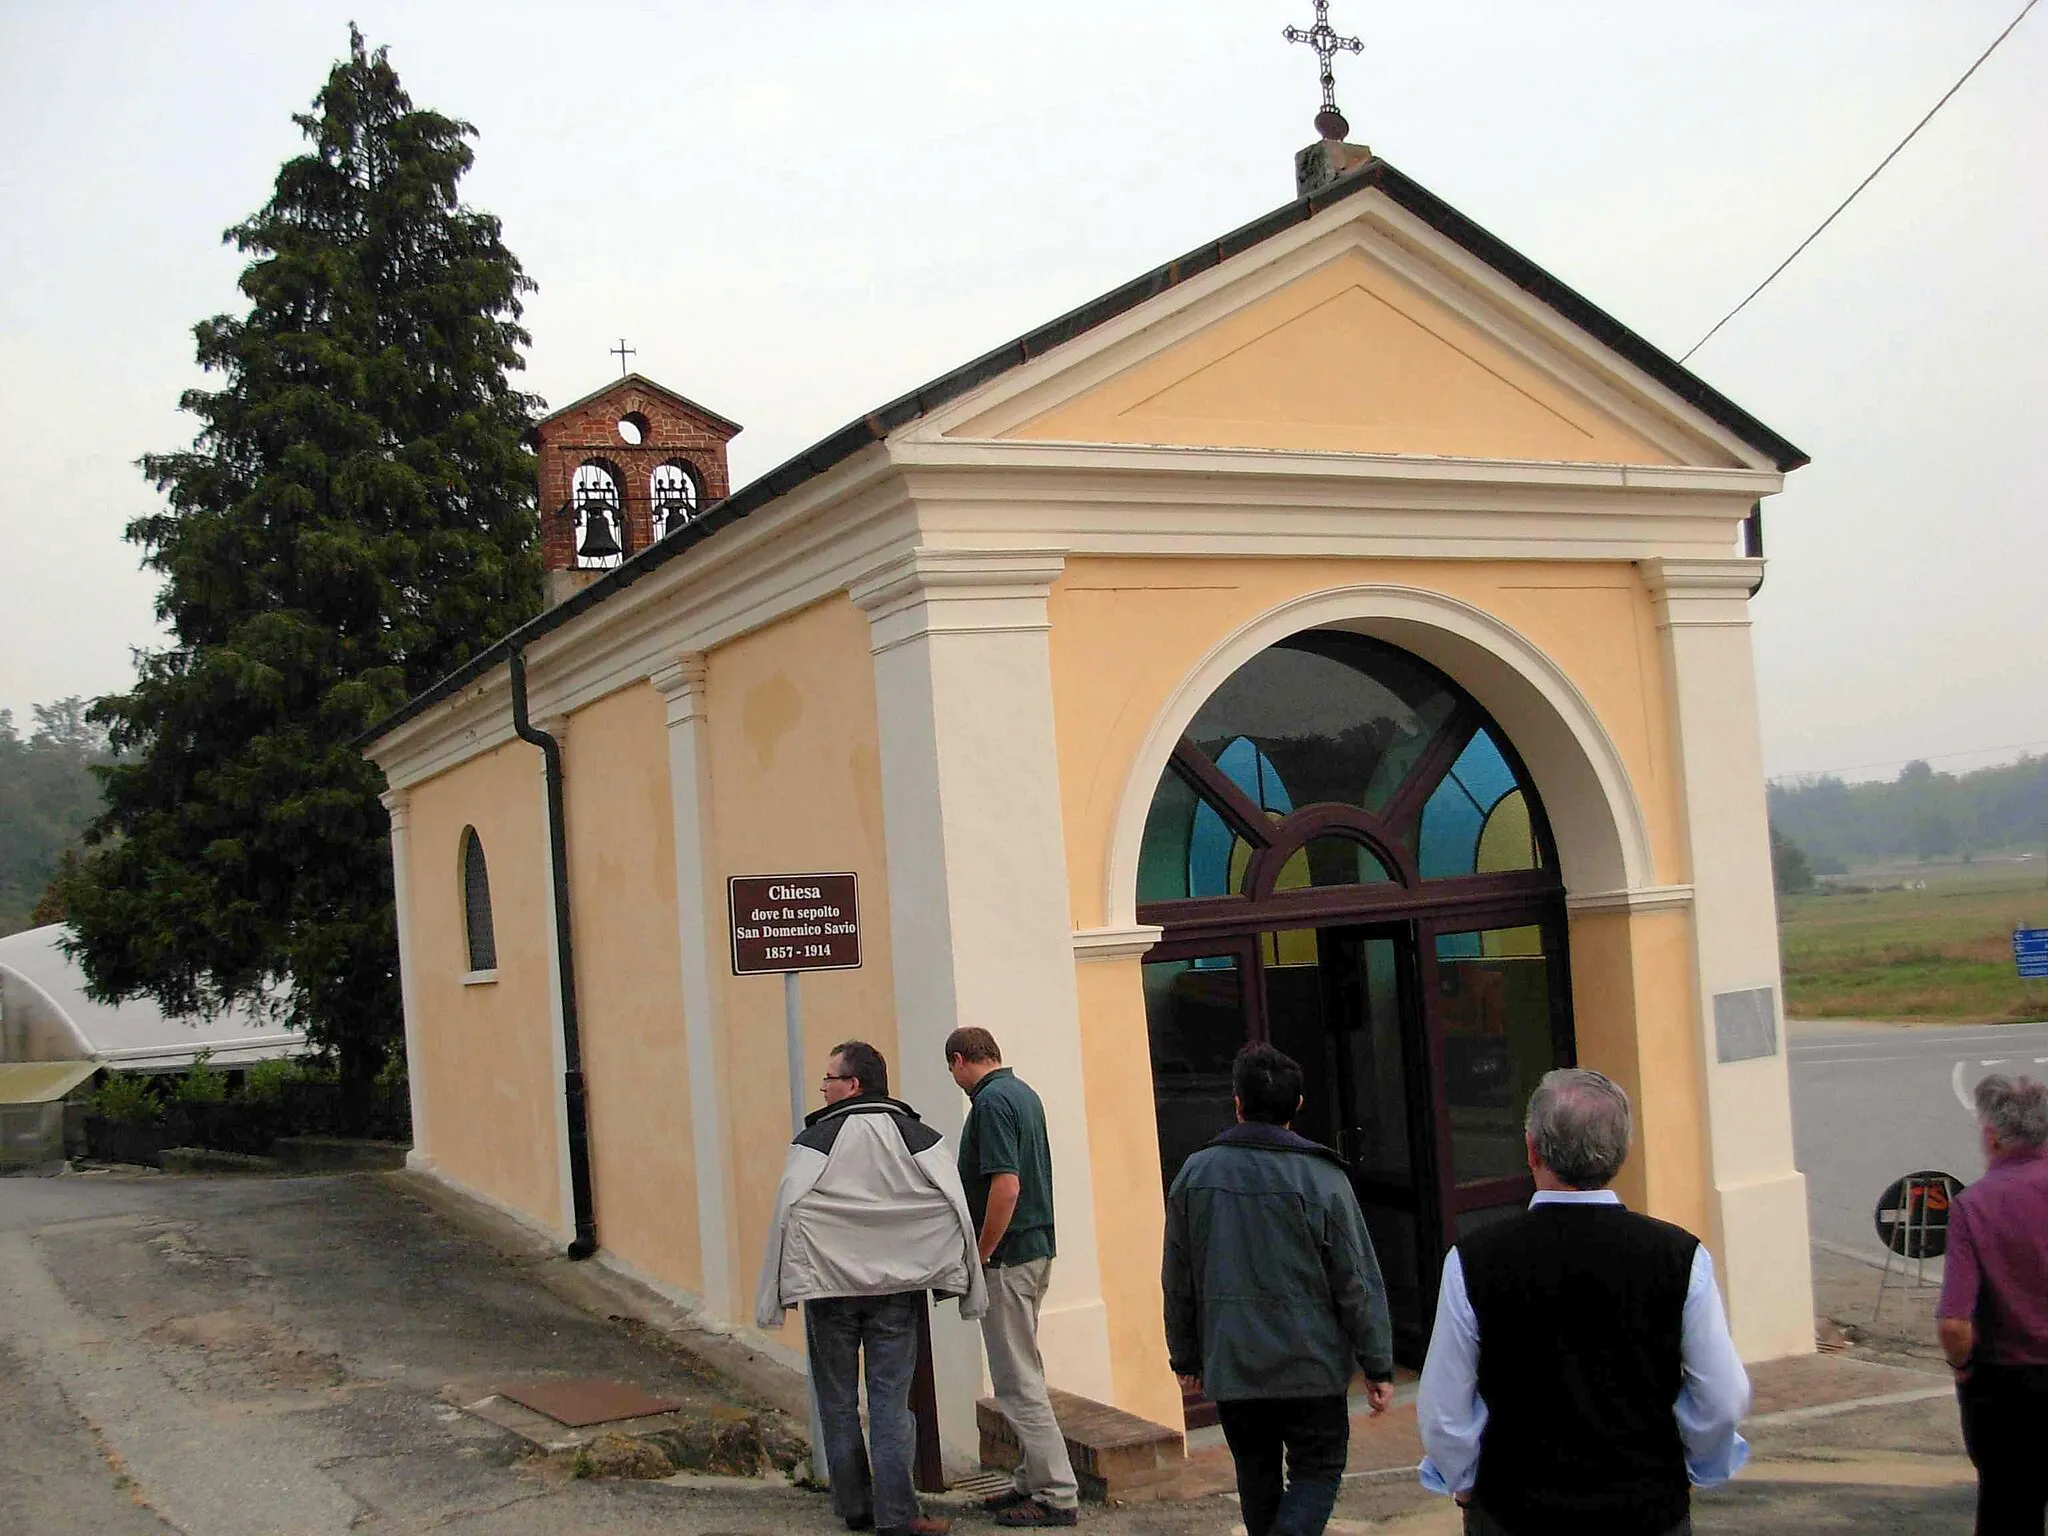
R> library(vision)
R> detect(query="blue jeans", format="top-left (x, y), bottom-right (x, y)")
top-left (1216, 1394), bottom-right (1349, 1536)
top-left (805, 1293), bottom-right (923, 1532)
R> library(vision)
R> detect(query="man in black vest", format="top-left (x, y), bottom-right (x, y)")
top-left (1415, 1068), bottom-right (1750, 1536)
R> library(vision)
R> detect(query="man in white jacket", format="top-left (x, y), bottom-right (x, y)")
top-left (758, 1040), bottom-right (986, 1536)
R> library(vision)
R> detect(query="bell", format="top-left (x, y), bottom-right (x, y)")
top-left (576, 504), bottom-right (621, 560)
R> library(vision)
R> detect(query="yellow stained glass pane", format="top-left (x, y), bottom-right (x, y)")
top-left (1478, 924), bottom-right (1544, 959)
top-left (1261, 927), bottom-right (1319, 968)
top-left (1474, 789), bottom-right (1538, 873)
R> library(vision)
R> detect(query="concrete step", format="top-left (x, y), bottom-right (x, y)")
top-left (976, 1387), bottom-right (1183, 1502)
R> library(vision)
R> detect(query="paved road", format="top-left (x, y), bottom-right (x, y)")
top-left (1789, 1018), bottom-right (2048, 1261)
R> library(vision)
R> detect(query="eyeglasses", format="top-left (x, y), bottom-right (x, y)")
top-left (821, 1072), bottom-right (857, 1083)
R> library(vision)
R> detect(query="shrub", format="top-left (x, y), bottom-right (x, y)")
top-left (90, 1073), bottom-right (160, 1125)
top-left (168, 1050), bottom-right (229, 1107)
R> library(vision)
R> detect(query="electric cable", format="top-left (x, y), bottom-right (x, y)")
top-left (1681, 0), bottom-right (2039, 363)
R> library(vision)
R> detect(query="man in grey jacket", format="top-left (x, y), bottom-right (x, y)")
top-left (1164, 1043), bottom-right (1395, 1536)
top-left (758, 1041), bottom-right (985, 1536)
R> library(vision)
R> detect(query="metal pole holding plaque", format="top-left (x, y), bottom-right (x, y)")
top-left (729, 874), bottom-right (939, 1489)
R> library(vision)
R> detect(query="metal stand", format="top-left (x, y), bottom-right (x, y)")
top-left (787, 971), bottom-right (830, 1485)
top-left (1873, 1175), bottom-right (1935, 1325)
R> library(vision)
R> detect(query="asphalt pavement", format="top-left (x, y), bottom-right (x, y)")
top-left (1788, 1017), bottom-right (2048, 1261)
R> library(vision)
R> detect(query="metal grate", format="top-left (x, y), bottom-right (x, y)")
top-left (462, 828), bottom-right (497, 972)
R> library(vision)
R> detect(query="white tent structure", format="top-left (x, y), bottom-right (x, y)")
top-left (0, 925), bottom-right (305, 1072)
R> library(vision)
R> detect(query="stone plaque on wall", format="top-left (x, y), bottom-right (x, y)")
top-left (1713, 987), bottom-right (1778, 1063)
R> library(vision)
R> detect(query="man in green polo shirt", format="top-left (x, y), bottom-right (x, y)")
top-left (947, 1027), bottom-right (1080, 1528)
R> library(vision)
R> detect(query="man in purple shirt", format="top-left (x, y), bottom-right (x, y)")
top-left (1937, 1072), bottom-right (2048, 1536)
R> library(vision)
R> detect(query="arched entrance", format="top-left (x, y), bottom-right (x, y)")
top-left (1137, 628), bottom-right (1574, 1366)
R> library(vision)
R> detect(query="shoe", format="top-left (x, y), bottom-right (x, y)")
top-left (993, 1500), bottom-right (1078, 1528)
top-left (844, 1517), bottom-right (874, 1532)
top-left (981, 1488), bottom-right (1033, 1511)
top-left (877, 1519), bottom-right (951, 1536)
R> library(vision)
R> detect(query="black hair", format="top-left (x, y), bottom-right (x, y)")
top-left (1233, 1042), bottom-right (1303, 1125)
top-left (829, 1039), bottom-right (889, 1098)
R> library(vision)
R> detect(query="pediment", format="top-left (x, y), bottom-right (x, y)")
top-left (935, 200), bottom-right (1756, 471)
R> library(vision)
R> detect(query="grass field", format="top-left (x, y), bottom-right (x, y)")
top-left (1779, 857), bottom-right (2048, 1022)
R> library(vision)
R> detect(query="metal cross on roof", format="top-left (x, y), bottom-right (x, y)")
top-left (610, 338), bottom-right (636, 377)
top-left (1284, 0), bottom-right (1364, 142)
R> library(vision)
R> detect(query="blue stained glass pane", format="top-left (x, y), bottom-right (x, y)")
top-left (1449, 731), bottom-right (1517, 811)
top-left (1419, 730), bottom-right (1523, 879)
top-left (1418, 781), bottom-right (1485, 878)
top-left (1216, 736), bottom-right (1295, 816)
top-left (1189, 798), bottom-right (1237, 898)
top-left (1436, 930), bottom-right (1482, 960)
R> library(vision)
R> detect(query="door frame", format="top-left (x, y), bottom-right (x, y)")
top-left (1142, 890), bottom-right (1572, 1359)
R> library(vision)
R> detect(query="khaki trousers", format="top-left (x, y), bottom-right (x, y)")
top-left (981, 1257), bottom-right (1080, 1510)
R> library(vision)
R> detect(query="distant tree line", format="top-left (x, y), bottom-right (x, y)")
top-left (0, 699), bottom-right (109, 936)
top-left (1768, 755), bottom-right (2048, 874)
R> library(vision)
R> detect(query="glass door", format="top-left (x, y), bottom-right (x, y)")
top-left (1263, 924), bottom-right (1435, 1365)
top-left (1421, 913), bottom-right (1574, 1243)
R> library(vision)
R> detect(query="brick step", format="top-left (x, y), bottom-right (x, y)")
top-left (976, 1387), bottom-right (1184, 1502)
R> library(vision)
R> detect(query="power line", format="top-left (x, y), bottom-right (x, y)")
top-left (1771, 736), bottom-right (2048, 784)
top-left (1681, 0), bottom-right (2039, 364)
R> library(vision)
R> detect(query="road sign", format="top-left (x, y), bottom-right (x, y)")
top-left (2015, 927), bottom-right (2048, 979)
top-left (728, 873), bottom-right (861, 975)
top-left (1873, 1170), bottom-right (1965, 1258)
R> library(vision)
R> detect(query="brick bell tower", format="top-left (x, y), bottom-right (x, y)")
top-left (529, 372), bottom-right (742, 607)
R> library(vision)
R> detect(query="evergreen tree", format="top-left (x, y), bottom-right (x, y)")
top-left (61, 29), bottom-right (542, 1122)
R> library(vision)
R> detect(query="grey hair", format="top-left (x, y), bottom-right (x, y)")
top-left (1525, 1068), bottom-right (1634, 1189)
top-left (1974, 1074), bottom-right (2048, 1151)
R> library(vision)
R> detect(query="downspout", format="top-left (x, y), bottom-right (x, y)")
top-left (1743, 500), bottom-right (1766, 598)
top-left (508, 645), bottom-right (599, 1261)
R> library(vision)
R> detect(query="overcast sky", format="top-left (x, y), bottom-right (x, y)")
top-left (2, 1), bottom-right (2041, 783)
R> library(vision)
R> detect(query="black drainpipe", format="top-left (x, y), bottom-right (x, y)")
top-left (508, 646), bottom-right (599, 1261)
top-left (1743, 500), bottom-right (1766, 598)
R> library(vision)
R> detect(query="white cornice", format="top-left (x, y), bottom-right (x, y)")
top-left (1565, 884), bottom-right (1696, 916)
top-left (848, 548), bottom-right (1067, 657)
top-left (1640, 557), bottom-right (1761, 630)
top-left (1071, 925), bottom-right (1164, 963)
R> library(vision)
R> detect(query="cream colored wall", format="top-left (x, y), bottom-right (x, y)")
top-left (1004, 250), bottom-right (1680, 466)
top-left (1075, 955), bottom-right (1184, 1430)
top-left (562, 682), bottom-right (700, 1295)
top-left (403, 741), bottom-right (565, 1230)
top-left (1049, 555), bottom-right (1712, 1413)
top-left (705, 595), bottom-right (897, 1349)
top-left (1567, 907), bottom-right (1709, 1238)
top-left (1049, 557), bottom-right (1684, 932)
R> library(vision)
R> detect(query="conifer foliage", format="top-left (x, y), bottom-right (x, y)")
top-left (62, 30), bottom-right (543, 1120)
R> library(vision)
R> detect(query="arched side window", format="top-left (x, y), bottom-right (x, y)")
top-left (571, 461), bottom-right (624, 568)
top-left (651, 461), bottom-right (702, 539)
top-left (1136, 631), bottom-right (1552, 908)
top-left (460, 827), bottom-right (498, 973)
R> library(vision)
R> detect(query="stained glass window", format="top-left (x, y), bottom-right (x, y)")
top-left (1417, 729), bottom-right (1540, 879)
top-left (1185, 636), bottom-right (1457, 814)
top-left (1136, 632), bottom-right (1549, 912)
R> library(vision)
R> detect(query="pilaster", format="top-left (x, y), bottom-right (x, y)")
top-left (379, 788), bottom-right (430, 1161)
top-left (849, 547), bottom-right (1118, 1451)
top-left (1642, 556), bottom-right (1813, 1360)
top-left (650, 654), bottom-right (735, 1320)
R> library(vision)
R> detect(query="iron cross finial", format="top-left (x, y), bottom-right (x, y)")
top-left (610, 338), bottom-right (636, 378)
top-left (1284, 0), bottom-right (1364, 141)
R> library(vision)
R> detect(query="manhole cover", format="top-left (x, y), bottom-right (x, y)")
top-left (498, 1378), bottom-right (683, 1427)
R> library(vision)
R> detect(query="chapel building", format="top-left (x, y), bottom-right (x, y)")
top-left (365, 138), bottom-right (1814, 1458)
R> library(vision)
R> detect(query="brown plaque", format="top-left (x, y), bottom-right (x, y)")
top-left (728, 872), bottom-right (861, 975)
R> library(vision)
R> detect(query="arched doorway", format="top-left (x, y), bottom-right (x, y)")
top-left (1137, 628), bottom-right (1573, 1366)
